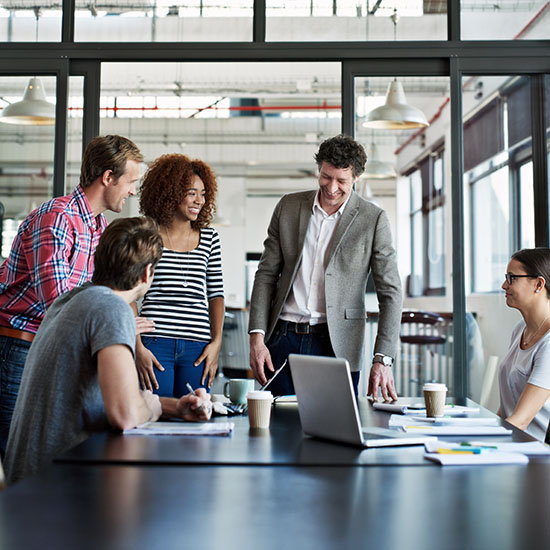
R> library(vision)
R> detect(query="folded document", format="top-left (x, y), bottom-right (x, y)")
top-left (124, 421), bottom-right (234, 436)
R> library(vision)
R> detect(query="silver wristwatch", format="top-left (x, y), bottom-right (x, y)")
top-left (372, 353), bottom-right (393, 367)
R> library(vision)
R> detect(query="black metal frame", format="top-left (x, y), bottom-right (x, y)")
top-left (0, 0), bottom-right (549, 399)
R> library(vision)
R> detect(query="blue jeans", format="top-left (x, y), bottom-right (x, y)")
top-left (141, 336), bottom-right (209, 398)
top-left (266, 321), bottom-right (360, 397)
top-left (0, 335), bottom-right (31, 458)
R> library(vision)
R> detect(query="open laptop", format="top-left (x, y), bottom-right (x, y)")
top-left (288, 354), bottom-right (436, 448)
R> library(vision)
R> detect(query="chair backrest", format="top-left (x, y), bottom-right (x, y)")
top-left (480, 355), bottom-right (500, 413)
top-left (399, 310), bottom-right (447, 345)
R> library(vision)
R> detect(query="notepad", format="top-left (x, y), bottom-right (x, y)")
top-left (403, 425), bottom-right (512, 436)
top-left (424, 452), bottom-right (529, 465)
top-left (124, 421), bottom-right (234, 436)
top-left (373, 402), bottom-right (480, 416)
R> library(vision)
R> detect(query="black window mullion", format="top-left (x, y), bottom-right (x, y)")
top-left (531, 75), bottom-right (549, 247)
top-left (62, 0), bottom-right (75, 43)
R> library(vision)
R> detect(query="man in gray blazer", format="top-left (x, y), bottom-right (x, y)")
top-left (249, 134), bottom-right (402, 399)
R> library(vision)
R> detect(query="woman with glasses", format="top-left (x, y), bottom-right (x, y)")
top-left (498, 248), bottom-right (550, 441)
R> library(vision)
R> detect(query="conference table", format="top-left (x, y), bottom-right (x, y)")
top-left (0, 398), bottom-right (549, 550)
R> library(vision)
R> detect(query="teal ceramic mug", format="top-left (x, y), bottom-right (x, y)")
top-left (223, 379), bottom-right (255, 404)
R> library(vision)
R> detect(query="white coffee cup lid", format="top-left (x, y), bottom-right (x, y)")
top-left (247, 391), bottom-right (273, 400)
top-left (423, 383), bottom-right (447, 391)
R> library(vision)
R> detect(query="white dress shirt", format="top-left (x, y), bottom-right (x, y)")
top-left (279, 192), bottom-right (350, 325)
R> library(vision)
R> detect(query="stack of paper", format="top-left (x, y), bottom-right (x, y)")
top-left (423, 440), bottom-right (532, 465)
top-left (388, 414), bottom-right (511, 435)
top-left (372, 402), bottom-right (480, 416)
top-left (124, 421), bottom-right (234, 436)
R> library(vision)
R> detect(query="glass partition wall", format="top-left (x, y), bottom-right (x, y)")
top-left (1, 1), bottom-right (550, 400)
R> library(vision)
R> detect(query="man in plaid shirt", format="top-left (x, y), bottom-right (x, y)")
top-left (0, 134), bottom-right (144, 457)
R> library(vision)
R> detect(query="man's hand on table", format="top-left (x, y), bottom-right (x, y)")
top-left (367, 362), bottom-right (398, 402)
top-left (175, 388), bottom-right (212, 422)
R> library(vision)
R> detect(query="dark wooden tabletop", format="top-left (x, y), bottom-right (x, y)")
top-left (55, 397), bottom-right (541, 467)
top-left (1, 461), bottom-right (548, 550)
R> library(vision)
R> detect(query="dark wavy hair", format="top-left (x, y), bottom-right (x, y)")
top-left (92, 217), bottom-right (163, 291)
top-left (511, 247), bottom-right (550, 298)
top-left (139, 154), bottom-right (217, 229)
top-left (314, 134), bottom-right (367, 179)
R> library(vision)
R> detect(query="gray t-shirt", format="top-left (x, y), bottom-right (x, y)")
top-left (498, 320), bottom-right (550, 441)
top-left (5, 283), bottom-right (136, 483)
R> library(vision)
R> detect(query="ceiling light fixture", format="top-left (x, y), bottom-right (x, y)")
top-left (362, 10), bottom-right (429, 130)
top-left (0, 77), bottom-right (56, 126)
top-left (362, 142), bottom-right (397, 179)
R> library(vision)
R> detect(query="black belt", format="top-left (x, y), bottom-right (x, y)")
top-left (279, 321), bottom-right (328, 335)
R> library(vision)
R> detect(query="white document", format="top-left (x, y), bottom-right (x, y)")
top-left (408, 405), bottom-right (480, 416)
top-left (372, 402), bottom-right (409, 414)
top-left (409, 416), bottom-right (499, 425)
top-left (424, 439), bottom-right (550, 455)
top-left (465, 440), bottom-right (550, 456)
top-left (124, 421), bottom-right (234, 436)
top-left (403, 425), bottom-right (512, 436)
top-left (389, 414), bottom-right (499, 428)
top-left (424, 452), bottom-right (529, 465)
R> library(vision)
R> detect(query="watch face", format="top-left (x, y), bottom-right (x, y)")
top-left (382, 356), bottom-right (393, 367)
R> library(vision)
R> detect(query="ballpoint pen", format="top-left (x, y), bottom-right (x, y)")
top-left (185, 382), bottom-right (206, 414)
top-left (460, 442), bottom-right (497, 449)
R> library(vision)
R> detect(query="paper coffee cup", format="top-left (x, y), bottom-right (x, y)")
top-left (423, 383), bottom-right (448, 417)
top-left (247, 391), bottom-right (273, 429)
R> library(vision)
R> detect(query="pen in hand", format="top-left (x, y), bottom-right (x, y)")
top-left (185, 382), bottom-right (206, 415)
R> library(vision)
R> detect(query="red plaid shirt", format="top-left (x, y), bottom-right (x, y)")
top-left (0, 185), bottom-right (107, 334)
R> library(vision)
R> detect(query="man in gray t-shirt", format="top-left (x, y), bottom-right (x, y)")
top-left (5, 217), bottom-right (212, 484)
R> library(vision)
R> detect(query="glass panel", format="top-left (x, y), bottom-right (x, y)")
top-left (470, 165), bottom-right (510, 293)
top-left (461, 0), bottom-right (550, 40)
top-left (100, 61), bottom-right (341, 310)
top-left (519, 161), bottom-right (535, 249)
top-left (0, 5), bottom-right (61, 42)
top-left (266, 0), bottom-right (447, 41)
top-left (67, 77), bottom-right (84, 193)
top-left (355, 74), bottom-right (451, 397)
top-left (463, 75), bottom-right (536, 295)
top-left (0, 75), bottom-right (56, 258)
top-left (75, 0), bottom-right (253, 42)
top-left (427, 204), bottom-right (444, 290)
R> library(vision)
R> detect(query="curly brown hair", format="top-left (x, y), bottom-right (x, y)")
top-left (139, 153), bottom-right (217, 229)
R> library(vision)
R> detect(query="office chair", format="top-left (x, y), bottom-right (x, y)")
top-left (479, 355), bottom-right (500, 413)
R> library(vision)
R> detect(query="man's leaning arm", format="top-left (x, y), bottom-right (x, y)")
top-left (98, 344), bottom-right (162, 430)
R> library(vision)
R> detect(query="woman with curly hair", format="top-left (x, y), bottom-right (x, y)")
top-left (135, 153), bottom-right (224, 395)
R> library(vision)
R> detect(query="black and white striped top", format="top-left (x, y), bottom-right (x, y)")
top-left (140, 227), bottom-right (224, 342)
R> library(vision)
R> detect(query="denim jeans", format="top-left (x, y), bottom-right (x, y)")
top-left (0, 335), bottom-right (31, 458)
top-left (266, 321), bottom-right (360, 397)
top-left (141, 336), bottom-right (209, 398)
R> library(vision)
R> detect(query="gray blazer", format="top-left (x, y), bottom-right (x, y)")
top-left (249, 190), bottom-right (402, 373)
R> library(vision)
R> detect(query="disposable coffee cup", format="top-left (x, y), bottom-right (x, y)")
top-left (247, 391), bottom-right (273, 429)
top-left (423, 383), bottom-right (448, 417)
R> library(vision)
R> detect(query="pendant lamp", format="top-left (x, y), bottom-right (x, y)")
top-left (362, 142), bottom-right (397, 179)
top-left (0, 77), bottom-right (55, 126)
top-left (363, 79), bottom-right (429, 130)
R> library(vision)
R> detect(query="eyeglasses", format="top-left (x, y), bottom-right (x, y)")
top-left (504, 273), bottom-right (539, 285)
